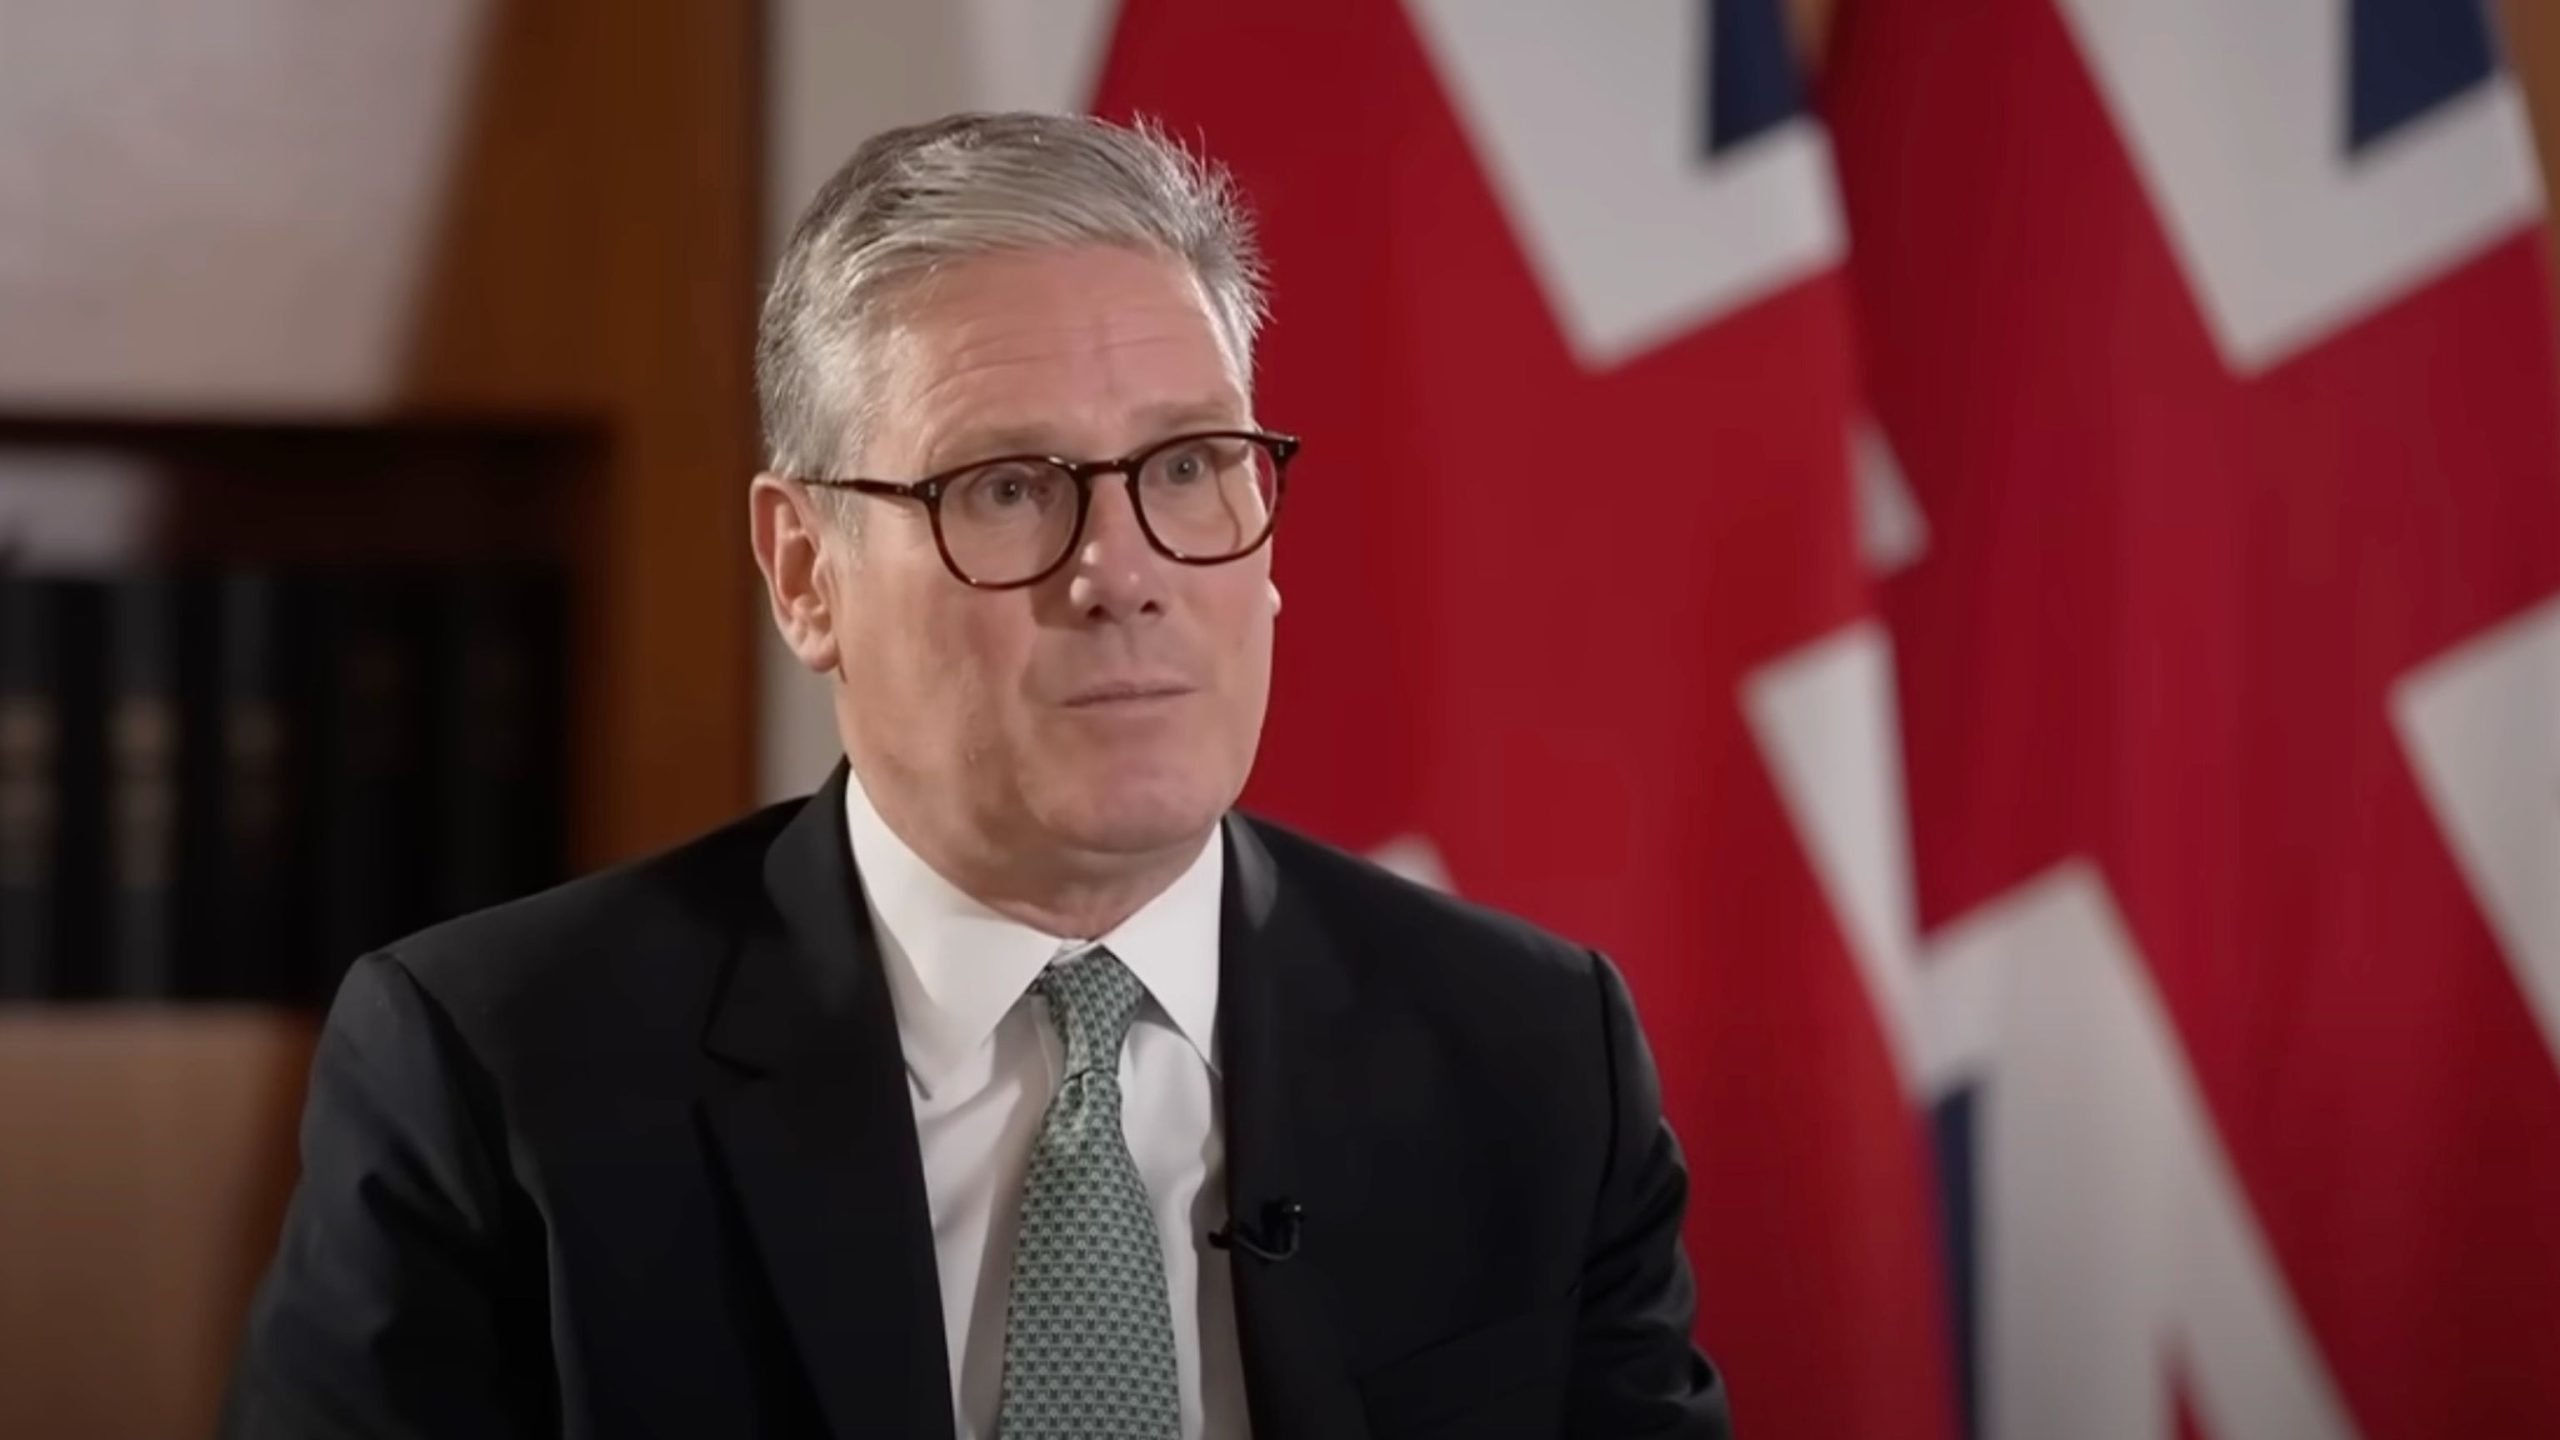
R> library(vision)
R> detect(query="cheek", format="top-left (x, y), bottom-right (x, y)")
top-left (1207, 574), bottom-right (1277, 698)
top-left (933, 601), bottom-right (1045, 741)
top-left (838, 558), bottom-right (976, 702)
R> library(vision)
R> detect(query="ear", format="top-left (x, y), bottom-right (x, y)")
top-left (749, 474), bottom-right (844, 674)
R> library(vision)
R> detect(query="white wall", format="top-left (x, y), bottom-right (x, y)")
top-left (0, 0), bottom-right (489, 414)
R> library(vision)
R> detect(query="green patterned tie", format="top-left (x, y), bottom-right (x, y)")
top-left (996, 945), bottom-right (1183, 1439)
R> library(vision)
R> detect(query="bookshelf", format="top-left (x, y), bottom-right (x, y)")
top-left (0, 418), bottom-right (591, 1006)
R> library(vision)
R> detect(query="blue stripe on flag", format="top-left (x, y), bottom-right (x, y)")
top-left (2348, 0), bottom-right (2497, 153)
top-left (1933, 1084), bottom-right (1984, 1440)
top-left (1703, 0), bottom-right (1804, 157)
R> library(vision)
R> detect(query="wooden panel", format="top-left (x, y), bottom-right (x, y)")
top-left (0, 1009), bottom-right (317, 1440)
top-left (401, 0), bottom-right (762, 869)
top-left (565, 0), bottom-right (764, 864)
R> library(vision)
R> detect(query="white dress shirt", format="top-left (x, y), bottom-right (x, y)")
top-left (843, 769), bottom-right (1249, 1440)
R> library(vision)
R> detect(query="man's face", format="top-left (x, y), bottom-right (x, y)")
top-left (829, 245), bottom-right (1276, 871)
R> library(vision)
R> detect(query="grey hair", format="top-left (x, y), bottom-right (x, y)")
top-left (756, 111), bottom-right (1270, 492)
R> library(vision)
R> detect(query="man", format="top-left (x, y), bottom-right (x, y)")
top-left (225, 111), bottom-right (1729, 1439)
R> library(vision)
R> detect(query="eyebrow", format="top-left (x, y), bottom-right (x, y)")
top-left (927, 400), bottom-right (1249, 472)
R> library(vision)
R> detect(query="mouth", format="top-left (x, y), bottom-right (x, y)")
top-left (1061, 680), bottom-right (1196, 708)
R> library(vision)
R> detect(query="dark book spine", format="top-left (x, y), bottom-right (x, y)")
top-left (45, 583), bottom-right (108, 999)
top-left (305, 572), bottom-right (435, 1004)
top-left (431, 565), bottom-right (567, 920)
top-left (102, 577), bottom-right (185, 999)
top-left (201, 572), bottom-right (301, 1001)
top-left (0, 578), bottom-right (59, 998)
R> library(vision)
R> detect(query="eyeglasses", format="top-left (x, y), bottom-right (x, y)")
top-left (798, 429), bottom-right (1298, 589)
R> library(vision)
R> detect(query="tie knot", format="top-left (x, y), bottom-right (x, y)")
top-left (1036, 945), bottom-right (1148, 1080)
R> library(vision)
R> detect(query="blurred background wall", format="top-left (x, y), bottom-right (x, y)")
top-left (6, 2), bottom-right (2560, 1437)
top-left (0, 2), bottom-right (759, 1432)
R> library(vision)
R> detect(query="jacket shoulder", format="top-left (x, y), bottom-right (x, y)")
top-left (363, 793), bottom-right (805, 1060)
top-left (1239, 813), bottom-right (1605, 1002)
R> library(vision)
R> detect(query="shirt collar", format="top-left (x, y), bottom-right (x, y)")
top-left (843, 764), bottom-right (1224, 1097)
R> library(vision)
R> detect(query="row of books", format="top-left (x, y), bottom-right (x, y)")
top-left (0, 565), bottom-right (569, 1004)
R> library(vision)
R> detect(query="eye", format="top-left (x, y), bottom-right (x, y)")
top-left (1152, 440), bottom-right (1226, 487)
top-left (955, 461), bottom-right (1063, 515)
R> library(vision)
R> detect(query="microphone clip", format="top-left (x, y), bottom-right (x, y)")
top-left (1209, 1198), bottom-right (1305, 1264)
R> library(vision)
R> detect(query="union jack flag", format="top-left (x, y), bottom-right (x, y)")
top-left (798, 0), bottom-right (2560, 1432)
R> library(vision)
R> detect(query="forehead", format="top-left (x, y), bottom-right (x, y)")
top-left (874, 245), bottom-right (1246, 464)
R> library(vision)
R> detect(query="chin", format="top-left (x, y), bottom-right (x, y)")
top-left (1036, 767), bottom-right (1231, 857)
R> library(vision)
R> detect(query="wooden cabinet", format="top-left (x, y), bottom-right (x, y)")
top-left (0, 1011), bottom-right (315, 1438)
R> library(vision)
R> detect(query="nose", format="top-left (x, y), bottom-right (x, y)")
top-left (1066, 473), bottom-right (1167, 618)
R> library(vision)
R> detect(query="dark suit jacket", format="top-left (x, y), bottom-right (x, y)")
top-left (223, 765), bottom-right (1730, 1439)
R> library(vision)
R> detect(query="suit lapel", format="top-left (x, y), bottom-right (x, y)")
top-left (1218, 818), bottom-right (1372, 1440)
top-left (701, 765), bottom-right (954, 1440)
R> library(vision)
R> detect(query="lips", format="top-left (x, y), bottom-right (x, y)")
top-left (1061, 679), bottom-right (1194, 707)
